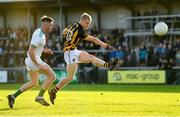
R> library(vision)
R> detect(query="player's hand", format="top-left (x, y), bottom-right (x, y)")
top-left (43, 48), bottom-right (53, 55)
top-left (37, 64), bottom-right (48, 71)
top-left (106, 44), bottom-right (114, 50)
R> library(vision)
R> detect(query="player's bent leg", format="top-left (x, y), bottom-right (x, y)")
top-left (35, 64), bottom-right (55, 106)
top-left (57, 63), bottom-right (77, 89)
top-left (49, 63), bottom-right (77, 105)
top-left (7, 70), bottom-right (39, 109)
top-left (40, 64), bottom-right (56, 90)
top-left (20, 70), bottom-right (39, 92)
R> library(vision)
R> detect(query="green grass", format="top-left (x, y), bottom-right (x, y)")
top-left (1, 84), bottom-right (180, 116)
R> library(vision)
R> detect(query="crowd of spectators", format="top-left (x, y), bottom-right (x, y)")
top-left (0, 26), bottom-right (28, 67)
top-left (0, 25), bottom-right (58, 68)
top-left (0, 25), bottom-right (180, 70)
top-left (1, 25), bottom-right (180, 84)
top-left (109, 39), bottom-right (179, 68)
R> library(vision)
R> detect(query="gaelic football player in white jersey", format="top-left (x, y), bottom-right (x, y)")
top-left (7, 15), bottom-right (55, 108)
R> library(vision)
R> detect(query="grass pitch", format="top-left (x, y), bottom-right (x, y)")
top-left (0, 84), bottom-right (180, 116)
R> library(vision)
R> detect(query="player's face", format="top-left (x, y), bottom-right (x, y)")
top-left (43, 22), bottom-right (54, 33)
top-left (82, 19), bottom-right (91, 30)
top-left (47, 22), bottom-right (54, 33)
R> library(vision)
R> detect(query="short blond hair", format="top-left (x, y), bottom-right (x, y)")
top-left (41, 15), bottom-right (54, 22)
top-left (80, 12), bottom-right (92, 23)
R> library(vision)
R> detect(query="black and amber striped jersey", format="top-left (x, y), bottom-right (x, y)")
top-left (63, 22), bottom-right (88, 51)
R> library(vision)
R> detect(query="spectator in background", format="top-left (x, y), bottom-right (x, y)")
top-left (54, 42), bottom-right (62, 51)
top-left (115, 46), bottom-right (124, 60)
top-left (8, 49), bottom-right (17, 67)
top-left (175, 38), bottom-right (180, 50)
top-left (53, 25), bottom-right (60, 36)
top-left (147, 44), bottom-right (158, 66)
top-left (156, 43), bottom-right (163, 54)
top-left (164, 43), bottom-right (176, 84)
top-left (175, 50), bottom-right (180, 66)
top-left (143, 10), bottom-right (151, 16)
top-left (159, 44), bottom-right (168, 68)
top-left (138, 45), bottom-right (148, 66)
top-left (16, 41), bottom-right (24, 51)
top-left (0, 40), bottom-right (4, 55)
top-left (1, 28), bottom-right (6, 37)
top-left (125, 49), bottom-right (137, 67)
top-left (132, 10), bottom-right (141, 16)
top-left (2, 55), bottom-right (6, 66)
top-left (91, 24), bottom-right (98, 35)
top-left (152, 8), bottom-right (159, 16)
top-left (123, 45), bottom-right (131, 61)
top-left (4, 40), bottom-right (10, 52)
top-left (111, 28), bottom-right (119, 39)
top-left (167, 44), bottom-right (176, 66)
top-left (109, 50), bottom-right (116, 60)
top-left (9, 28), bottom-right (17, 40)
top-left (9, 42), bottom-right (15, 51)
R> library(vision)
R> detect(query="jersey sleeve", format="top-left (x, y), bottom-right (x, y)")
top-left (30, 31), bottom-right (41, 48)
top-left (62, 27), bottom-right (68, 37)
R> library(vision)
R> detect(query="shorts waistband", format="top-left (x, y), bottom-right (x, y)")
top-left (64, 48), bottom-right (77, 52)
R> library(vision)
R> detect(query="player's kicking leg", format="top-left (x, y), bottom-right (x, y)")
top-left (78, 51), bottom-right (119, 70)
top-left (48, 51), bottom-right (118, 105)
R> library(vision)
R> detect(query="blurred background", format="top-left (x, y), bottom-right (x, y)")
top-left (0, 0), bottom-right (180, 85)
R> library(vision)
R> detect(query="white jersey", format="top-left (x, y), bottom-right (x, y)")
top-left (25, 28), bottom-right (46, 71)
top-left (27, 28), bottom-right (46, 59)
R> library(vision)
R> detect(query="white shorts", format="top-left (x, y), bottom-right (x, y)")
top-left (25, 57), bottom-right (46, 71)
top-left (64, 49), bottom-right (82, 64)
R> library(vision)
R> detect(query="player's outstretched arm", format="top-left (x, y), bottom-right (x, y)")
top-left (85, 35), bottom-right (111, 49)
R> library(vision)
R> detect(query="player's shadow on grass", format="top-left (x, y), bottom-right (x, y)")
top-left (0, 107), bottom-right (29, 111)
top-left (0, 108), bottom-right (13, 111)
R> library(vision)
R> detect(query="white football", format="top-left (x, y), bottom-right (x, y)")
top-left (154, 22), bottom-right (168, 36)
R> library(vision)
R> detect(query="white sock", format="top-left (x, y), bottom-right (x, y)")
top-left (36, 96), bottom-right (43, 99)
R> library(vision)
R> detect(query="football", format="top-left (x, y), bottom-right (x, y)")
top-left (154, 22), bottom-right (168, 36)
